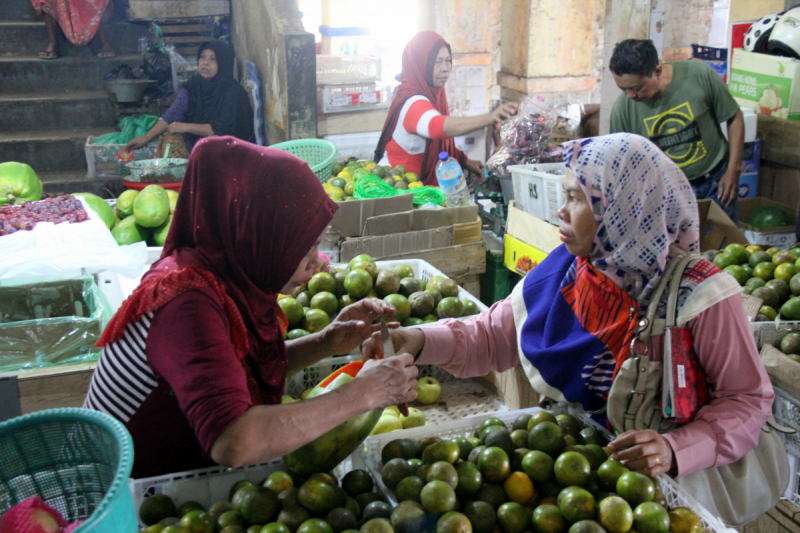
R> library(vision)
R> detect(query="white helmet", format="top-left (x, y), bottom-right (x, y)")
top-left (768, 7), bottom-right (800, 59)
top-left (744, 12), bottom-right (783, 53)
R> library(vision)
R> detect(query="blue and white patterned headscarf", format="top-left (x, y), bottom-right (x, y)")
top-left (562, 133), bottom-right (700, 305)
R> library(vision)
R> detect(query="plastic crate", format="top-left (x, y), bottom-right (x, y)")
top-left (358, 406), bottom-right (732, 533)
top-left (509, 163), bottom-right (566, 225)
top-left (286, 355), bottom-right (508, 426)
top-left (324, 131), bottom-right (382, 162)
top-left (318, 82), bottom-right (391, 114)
top-left (316, 55), bottom-right (381, 85)
top-left (479, 249), bottom-right (517, 306)
top-left (331, 258), bottom-right (490, 326)
top-left (691, 44), bottom-right (727, 61)
top-left (750, 319), bottom-right (800, 349)
top-left (85, 137), bottom-right (158, 179)
top-left (772, 387), bottom-right (800, 504)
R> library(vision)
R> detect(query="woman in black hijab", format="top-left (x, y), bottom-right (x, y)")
top-left (127, 40), bottom-right (255, 152)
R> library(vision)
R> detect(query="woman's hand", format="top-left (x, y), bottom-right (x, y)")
top-left (361, 327), bottom-right (426, 361)
top-left (491, 101), bottom-right (518, 124)
top-left (608, 429), bottom-right (674, 477)
top-left (465, 159), bottom-right (484, 175)
top-left (167, 122), bottom-right (188, 134)
top-left (319, 298), bottom-right (397, 356)
top-left (357, 353), bottom-right (419, 408)
top-left (126, 137), bottom-right (148, 150)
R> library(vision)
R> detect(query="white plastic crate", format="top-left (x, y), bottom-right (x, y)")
top-left (316, 55), bottom-right (381, 85)
top-left (318, 82), bottom-right (391, 114)
top-left (751, 319), bottom-right (800, 349)
top-left (286, 355), bottom-right (507, 426)
top-left (358, 406), bottom-right (732, 533)
top-left (509, 162), bottom-right (566, 225)
top-left (324, 131), bottom-right (382, 162)
top-left (130, 456), bottom-right (363, 528)
top-left (85, 136), bottom-right (158, 179)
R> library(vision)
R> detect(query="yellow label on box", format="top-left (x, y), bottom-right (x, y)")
top-left (503, 235), bottom-right (549, 276)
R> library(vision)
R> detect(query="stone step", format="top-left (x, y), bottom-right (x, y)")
top-left (0, 54), bottom-right (141, 93)
top-left (0, 127), bottom-right (108, 173)
top-left (0, 91), bottom-right (115, 133)
top-left (39, 171), bottom-right (125, 199)
top-left (0, 21), bottom-right (150, 57)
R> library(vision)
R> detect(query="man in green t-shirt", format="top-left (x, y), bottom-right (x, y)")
top-left (609, 39), bottom-right (744, 223)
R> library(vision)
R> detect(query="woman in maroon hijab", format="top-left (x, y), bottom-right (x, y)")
top-left (84, 137), bottom-right (419, 479)
top-left (374, 31), bottom-right (517, 185)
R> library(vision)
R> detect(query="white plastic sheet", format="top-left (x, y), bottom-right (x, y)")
top-left (0, 197), bottom-right (147, 281)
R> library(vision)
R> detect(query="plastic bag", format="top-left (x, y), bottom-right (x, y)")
top-left (92, 114), bottom-right (159, 145)
top-left (168, 45), bottom-right (197, 93)
top-left (144, 45), bottom-right (172, 84)
top-left (0, 276), bottom-right (112, 372)
top-left (0, 196), bottom-right (147, 281)
top-left (486, 94), bottom-right (558, 177)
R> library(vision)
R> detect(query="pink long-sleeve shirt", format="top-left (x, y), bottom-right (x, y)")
top-left (416, 294), bottom-right (773, 477)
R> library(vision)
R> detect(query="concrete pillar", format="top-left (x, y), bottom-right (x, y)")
top-left (598, 0), bottom-right (650, 135)
top-left (498, 0), bottom-right (597, 100)
top-left (231, 0), bottom-right (317, 142)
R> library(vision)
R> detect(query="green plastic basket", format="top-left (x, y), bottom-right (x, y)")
top-left (0, 408), bottom-right (136, 533)
top-left (270, 139), bottom-right (338, 183)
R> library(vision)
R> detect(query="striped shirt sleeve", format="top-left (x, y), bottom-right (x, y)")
top-left (402, 97), bottom-right (447, 139)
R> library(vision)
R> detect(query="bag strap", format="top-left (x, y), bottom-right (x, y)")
top-left (635, 250), bottom-right (691, 347)
top-left (666, 253), bottom-right (696, 328)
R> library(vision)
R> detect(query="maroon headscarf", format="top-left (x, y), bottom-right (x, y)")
top-left (374, 31), bottom-right (467, 186)
top-left (100, 136), bottom-right (338, 404)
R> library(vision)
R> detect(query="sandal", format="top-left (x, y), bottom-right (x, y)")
top-left (97, 49), bottom-right (116, 59)
top-left (38, 49), bottom-right (59, 60)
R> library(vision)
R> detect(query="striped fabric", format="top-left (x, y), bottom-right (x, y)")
top-left (379, 95), bottom-right (447, 172)
top-left (83, 313), bottom-right (158, 423)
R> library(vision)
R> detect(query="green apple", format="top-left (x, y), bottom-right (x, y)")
top-left (282, 395), bottom-right (299, 404)
top-left (400, 407), bottom-right (426, 429)
top-left (371, 415), bottom-right (403, 435)
top-left (300, 388), bottom-right (313, 400)
top-left (383, 407), bottom-right (401, 418)
top-left (415, 377), bottom-right (441, 405)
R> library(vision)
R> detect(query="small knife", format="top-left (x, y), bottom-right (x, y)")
top-left (379, 319), bottom-right (409, 417)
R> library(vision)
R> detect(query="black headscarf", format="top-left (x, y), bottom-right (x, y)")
top-left (183, 40), bottom-right (255, 147)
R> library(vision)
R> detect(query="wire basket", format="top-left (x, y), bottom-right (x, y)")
top-left (0, 408), bottom-right (136, 533)
top-left (270, 139), bottom-right (338, 183)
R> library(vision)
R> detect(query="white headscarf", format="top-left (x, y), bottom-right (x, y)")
top-left (562, 133), bottom-right (700, 305)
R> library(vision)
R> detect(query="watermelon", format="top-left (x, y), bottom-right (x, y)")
top-left (747, 207), bottom-right (792, 229)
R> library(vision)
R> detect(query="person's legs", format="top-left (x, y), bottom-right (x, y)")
top-left (96, 2), bottom-right (116, 58)
top-left (690, 160), bottom-right (739, 225)
top-left (38, 13), bottom-right (59, 59)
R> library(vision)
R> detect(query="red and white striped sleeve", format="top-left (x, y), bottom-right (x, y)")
top-left (401, 96), bottom-right (447, 139)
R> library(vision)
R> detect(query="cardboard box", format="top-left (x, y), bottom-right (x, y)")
top-left (505, 202), bottom-right (562, 253)
top-left (340, 227), bottom-right (454, 263)
top-left (697, 199), bottom-right (749, 252)
top-left (738, 197), bottom-right (797, 249)
top-left (728, 49), bottom-right (800, 121)
top-left (504, 235), bottom-right (549, 275)
top-left (361, 205), bottom-right (478, 236)
top-left (329, 194), bottom-right (413, 238)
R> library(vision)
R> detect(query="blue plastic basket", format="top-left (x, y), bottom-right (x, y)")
top-left (0, 408), bottom-right (136, 533)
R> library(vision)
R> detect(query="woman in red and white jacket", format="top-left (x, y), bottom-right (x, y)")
top-left (374, 31), bottom-right (517, 186)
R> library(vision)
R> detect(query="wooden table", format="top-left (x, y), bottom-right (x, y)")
top-left (0, 363), bottom-right (96, 415)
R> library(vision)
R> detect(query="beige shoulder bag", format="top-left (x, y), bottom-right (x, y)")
top-left (606, 252), bottom-right (790, 527)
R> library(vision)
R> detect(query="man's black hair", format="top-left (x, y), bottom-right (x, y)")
top-left (609, 39), bottom-right (660, 77)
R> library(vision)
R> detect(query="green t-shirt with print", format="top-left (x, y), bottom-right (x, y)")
top-left (609, 61), bottom-right (740, 181)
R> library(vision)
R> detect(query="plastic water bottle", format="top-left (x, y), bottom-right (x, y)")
top-left (435, 152), bottom-right (471, 207)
